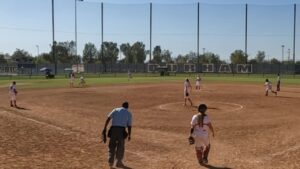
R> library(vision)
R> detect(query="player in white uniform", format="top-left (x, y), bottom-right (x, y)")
top-left (69, 71), bottom-right (75, 88)
top-left (184, 78), bottom-right (193, 106)
top-left (79, 74), bottom-right (86, 87)
top-left (265, 79), bottom-right (277, 96)
top-left (195, 75), bottom-right (202, 90)
top-left (9, 81), bottom-right (18, 107)
top-left (128, 70), bottom-right (132, 81)
top-left (190, 104), bottom-right (214, 165)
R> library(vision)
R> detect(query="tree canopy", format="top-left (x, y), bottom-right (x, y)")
top-left (230, 50), bottom-right (247, 64)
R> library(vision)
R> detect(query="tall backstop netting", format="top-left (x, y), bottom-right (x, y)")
top-left (0, 2), bottom-right (299, 74)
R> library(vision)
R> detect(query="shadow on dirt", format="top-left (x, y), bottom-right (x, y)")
top-left (15, 106), bottom-right (30, 110)
top-left (202, 164), bottom-right (232, 169)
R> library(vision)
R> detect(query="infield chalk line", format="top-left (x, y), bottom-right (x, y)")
top-left (214, 101), bottom-right (244, 113)
top-left (0, 109), bottom-right (79, 135)
top-left (158, 102), bottom-right (184, 111)
top-left (271, 144), bottom-right (300, 157)
top-left (158, 101), bottom-right (244, 113)
top-left (0, 109), bottom-right (147, 160)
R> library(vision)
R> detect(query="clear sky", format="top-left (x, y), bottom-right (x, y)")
top-left (0, 0), bottom-right (299, 62)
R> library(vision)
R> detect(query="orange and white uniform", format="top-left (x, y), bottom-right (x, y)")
top-left (265, 81), bottom-right (272, 92)
top-left (184, 81), bottom-right (191, 98)
top-left (9, 84), bottom-right (17, 101)
top-left (196, 76), bottom-right (201, 88)
top-left (191, 114), bottom-right (211, 149)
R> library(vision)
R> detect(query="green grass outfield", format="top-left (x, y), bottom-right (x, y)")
top-left (0, 73), bottom-right (299, 89)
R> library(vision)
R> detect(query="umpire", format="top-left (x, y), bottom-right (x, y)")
top-left (102, 101), bottom-right (132, 168)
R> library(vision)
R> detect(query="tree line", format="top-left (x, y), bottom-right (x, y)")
top-left (0, 41), bottom-right (298, 66)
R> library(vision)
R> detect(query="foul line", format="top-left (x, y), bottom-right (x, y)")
top-left (271, 144), bottom-right (300, 157)
top-left (0, 109), bottom-right (78, 135)
top-left (0, 108), bottom-right (146, 160)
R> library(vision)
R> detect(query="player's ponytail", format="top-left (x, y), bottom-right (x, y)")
top-left (197, 114), bottom-right (204, 127)
top-left (197, 104), bottom-right (207, 127)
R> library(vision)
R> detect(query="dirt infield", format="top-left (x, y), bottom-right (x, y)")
top-left (0, 82), bottom-right (300, 169)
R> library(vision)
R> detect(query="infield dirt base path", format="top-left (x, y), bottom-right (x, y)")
top-left (0, 82), bottom-right (299, 169)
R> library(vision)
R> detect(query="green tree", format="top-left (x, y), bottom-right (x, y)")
top-left (175, 54), bottom-right (187, 64)
top-left (99, 41), bottom-right (119, 72)
top-left (120, 43), bottom-right (132, 64)
top-left (230, 50), bottom-right (247, 64)
top-left (34, 53), bottom-right (52, 64)
top-left (131, 42), bottom-right (146, 63)
top-left (202, 52), bottom-right (223, 64)
top-left (248, 59), bottom-right (257, 64)
top-left (0, 53), bottom-right (8, 64)
top-left (255, 51), bottom-right (265, 63)
top-left (152, 46), bottom-right (162, 63)
top-left (11, 49), bottom-right (33, 63)
top-left (82, 42), bottom-right (97, 63)
top-left (49, 41), bottom-right (79, 64)
top-left (161, 50), bottom-right (172, 63)
top-left (270, 58), bottom-right (280, 64)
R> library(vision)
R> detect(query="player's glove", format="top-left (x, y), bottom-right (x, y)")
top-left (188, 136), bottom-right (195, 145)
top-left (101, 129), bottom-right (107, 143)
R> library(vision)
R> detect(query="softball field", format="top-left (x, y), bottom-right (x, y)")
top-left (0, 79), bottom-right (299, 169)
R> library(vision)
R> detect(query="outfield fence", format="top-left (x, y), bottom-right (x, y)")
top-left (0, 63), bottom-right (299, 77)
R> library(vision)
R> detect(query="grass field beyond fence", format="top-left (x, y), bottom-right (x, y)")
top-left (0, 73), bottom-right (299, 89)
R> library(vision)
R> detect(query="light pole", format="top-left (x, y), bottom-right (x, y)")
top-left (52, 0), bottom-right (57, 75)
top-left (288, 48), bottom-right (291, 62)
top-left (75, 0), bottom-right (83, 64)
top-left (36, 45), bottom-right (39, 57)
top-left (281, 45), bottom-right (284, 63)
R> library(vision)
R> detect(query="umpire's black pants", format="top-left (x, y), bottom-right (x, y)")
top-left (108, 126), bottom-right (125, 164)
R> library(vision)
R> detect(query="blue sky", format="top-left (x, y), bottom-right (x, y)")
top-left (0, 0), bottom-right (299, 62)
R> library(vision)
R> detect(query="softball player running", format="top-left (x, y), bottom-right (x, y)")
top-left (265, 79), bottom-right (277, 96)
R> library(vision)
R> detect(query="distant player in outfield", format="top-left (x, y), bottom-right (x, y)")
top-left (184, 78), bottom-right (193, 106)
top-left (276, 73), bottom-right (281, 92)
top-left (69, 71), bottom-right (75, 88)
top-left (195, 74), bottom-right (202, 90)
top-left (9, 81), bottom-right (18, 107)
top-left (189, 104), bottom-right (215, 165)
top-left (264, 79), bottom-right (277, 96)
top-left (79, 74), bottom-right (86, 87)
top-left (127, 70), bottom-right (132, 81)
